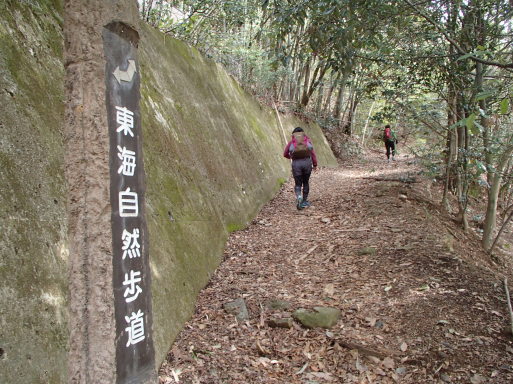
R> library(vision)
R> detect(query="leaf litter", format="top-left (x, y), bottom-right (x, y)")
top-left (160, 152), bottom-right (513, 383)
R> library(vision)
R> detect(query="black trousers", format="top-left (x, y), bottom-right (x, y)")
top-left (291, 157), bottom-right (312, 200)
top-left (385, 140), bottom-right (396, 159)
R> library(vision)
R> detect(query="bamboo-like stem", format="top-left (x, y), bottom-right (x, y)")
top-left (504, 278), bottom-right (513, 337)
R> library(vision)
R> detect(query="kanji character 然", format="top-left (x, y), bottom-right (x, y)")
top-left (121, 228), bottom-right (141, 260)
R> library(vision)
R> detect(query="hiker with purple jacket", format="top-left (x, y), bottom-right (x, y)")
top-left (283, 127), bottom-right (318, 210)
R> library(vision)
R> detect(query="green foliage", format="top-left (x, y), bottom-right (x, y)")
top-left (137, 0), bottom-right (513, 197)
top-left (500, 98), bottom-right (509, 114)
top-left (226, 223), bottom-right (245, 233)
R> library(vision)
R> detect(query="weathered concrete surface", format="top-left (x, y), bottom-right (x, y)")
top-left (0, 0), bottom-right (337, 382)
top-left (0, 1), bottom-right (68, 383)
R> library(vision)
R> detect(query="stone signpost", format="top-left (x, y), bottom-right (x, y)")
top-left (104, 21), bottom-right (155, 383)
top-left (64, 1), bottom-right (155, 382)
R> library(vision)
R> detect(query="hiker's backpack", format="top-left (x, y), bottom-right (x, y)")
top-left (383, 127), bottom-right (392, 141)
top-left (290, 132), bottom-right (312, 159)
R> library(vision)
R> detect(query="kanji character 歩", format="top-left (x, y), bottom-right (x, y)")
top-left (123, 270), bottom-right (143, 303)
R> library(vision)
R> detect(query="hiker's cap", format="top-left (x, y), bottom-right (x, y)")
top-left (292, 127), bottom-right (304, 133)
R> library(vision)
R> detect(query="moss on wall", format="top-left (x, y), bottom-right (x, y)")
top-left (0, 1), bottom-right (67, 383)
top-left (0, 2), bottom-right (337, 381)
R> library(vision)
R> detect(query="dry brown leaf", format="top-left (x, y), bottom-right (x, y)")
top-left (366, 355), bottom-right (381, 364)
top-left (356, 357), bottom-right (368, 373)
top-left (382, 357), bottom-right (395, 370)
top-left (256, 340), bottom-right (271, 356)
top-left (470, 374), bottom-right (487, 384)
top-left (366, 317), bottom-right (377, 327)
top-left (324, 283), bottom-right (335, 296)
top-left (307, 244), bottom-right (319, 255)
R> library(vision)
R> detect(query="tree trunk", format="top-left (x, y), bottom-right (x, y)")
top-left (341, 73), bottom-right (361, 135)
top-left (333, 70), bottom-right (349, 120)
top-left (315, 82), bottom-right (324, 116)
top-left (155, 0), bottom-right (164, 26)
top-left (502, 159), bottom-right (513, 211)
top-left (322, 72), bottom-right (339, 117)
top-left (293, 65), bottom-right (303, 105)
top-left (361, 101), bottom-right (376, 147)
top-left (333, 79), bottom-right (345, 120)
top-left (300, 59), bottom-right (329, 108)
top-left (141, 0), bottom-right (147, 19)
top-left (442, 79), bottom-right (456, 212)
top-left (343, 95), bottom-right (359, 136)
top-left (455, 98), bottom-right (468, 230)
top-left (289, 25), bottom-right (303, 102)
top-left (490, 208), bottom-right (513, 253)
top-left (146, 0), bottom-right (155, 22)
top-left (483, 142), bottom-right (513, 250)
top-left (298, 57), bottom-right (312, 108)
top-left (442, 126), bottom-right (457, 212)
top-left (442, 0), bottom-right (462, 212)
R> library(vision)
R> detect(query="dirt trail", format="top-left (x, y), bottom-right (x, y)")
top-left (159, 152), bottom-right (513, 384)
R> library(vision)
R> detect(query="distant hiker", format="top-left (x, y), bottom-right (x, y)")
top-left (283, 127), bottom-right (318, 210)
top-left (383, 124), bottom-right (398, 162)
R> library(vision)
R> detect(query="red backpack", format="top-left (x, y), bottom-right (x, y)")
top-left (383, 127), bottom-right (391, 141)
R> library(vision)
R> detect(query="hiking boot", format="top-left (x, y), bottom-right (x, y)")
top-left (296, 195), bottom-right (303, 210)
top-left (300, 201), bottom-right (311, 208)
top-left (392, 156), bottom-right (396, 161)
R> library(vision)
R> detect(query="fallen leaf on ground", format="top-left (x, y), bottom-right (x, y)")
top-left (324, 283), bottom-right (335, 296)
top-left (470, 373), bottom-right (487, 384)
top-left (383, 357), bottom-right (395, 370)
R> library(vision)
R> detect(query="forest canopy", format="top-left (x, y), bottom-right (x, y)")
top-left (138, 0), bottom-right (513, 252)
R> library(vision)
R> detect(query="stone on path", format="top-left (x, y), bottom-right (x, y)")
top-left (292, 307), bottom-right (341, 329)
top-left (358, 247), bottom-right (377, 256)
top-left (268, 317), bottom-right (294, 329)
top-left (223, 298), bottom-right (249, 321)
top-left (266, 299), bottom-right (291, 310)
